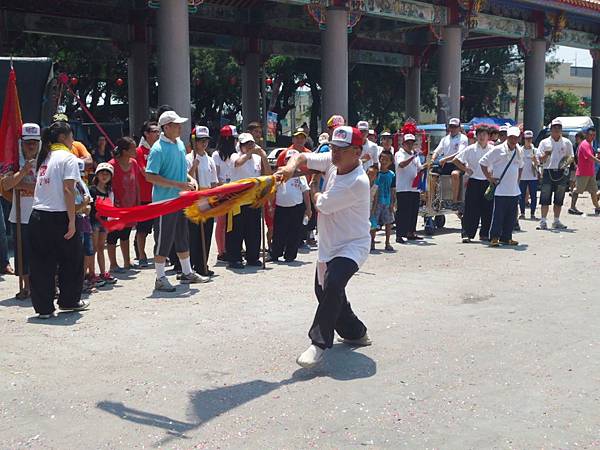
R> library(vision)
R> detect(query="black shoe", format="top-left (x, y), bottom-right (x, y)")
top-left (228, 261), bottom-right (244, 269)
top-left (265, 255), bottom-right (279, 263)
top-left (246, 260), bottom-right (263, 267)
top-left (568, 207), bottom-right (583, 215)
top-left (199, 269), bottom-right (215, 277)
top-left (406, 235), bottom-right (422, 240)
top-left (284, 257), bottom-right (296, 262)
top-left (395, 237), bottom-right (406, 244)
top-left (58, 300), bottom-right (90, 312)
top-left (217, 254), bottom-right (228, 262)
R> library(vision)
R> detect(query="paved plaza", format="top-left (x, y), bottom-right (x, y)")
top-left (2, 197), bottom-right (600, 449)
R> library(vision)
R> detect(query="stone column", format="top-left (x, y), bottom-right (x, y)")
top-left (241, 52), bottom-right (261, 129)
top-left (437, 26), bottom-right (462, 122)
top-left (127, 20), bottom-right (149, 137)
top-left (157, 0), bottom-right (191, 137)
top-left (321, 7), bottom-right (348, 128)
top-left (524, 39), bottom-right (546, 136)
top-left (591, 50), bottom-right (600, 117)
top-left (405, 64), bottom-right (421, 122)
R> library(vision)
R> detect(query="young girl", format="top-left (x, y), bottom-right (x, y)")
top-left (107, 137), bottom-right (141, 272)
top-left (212, 125), bottom-right (237, 261)
top-left (89, 163), bottom-right (117, 285)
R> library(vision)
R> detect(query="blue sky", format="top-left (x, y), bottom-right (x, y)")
top-left (550, 46), bottom-right (593, 67)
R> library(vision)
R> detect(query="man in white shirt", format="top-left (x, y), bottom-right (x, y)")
top-left (357, 121), bottom-right (379, 170)
top-left (276, 125), bottom-right (371, 368)
top-left (519, 130), bottom-right (539, 220)
top-left (186, 126), bottom-right (218, 276)
top-left (480, 126), bottom-right (524, 247)
top-left (536, 119), bottom-right (574, 230)
top-left (453, 125), bottom-right (494, 243)
top-left (430, 118), bottom-right (468, 209)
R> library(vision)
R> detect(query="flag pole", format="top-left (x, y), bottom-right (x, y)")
top-left (261, 204), bottom-right (267, 269)
top-left (192, 147), bottom-right (209, 276)
top-left (15, 189), bottom-right (24, 295)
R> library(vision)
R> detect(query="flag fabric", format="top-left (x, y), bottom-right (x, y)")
top-left (96, 176), bottom-right (278, 232)
top-left (0, 68), bottom-right (23, 170)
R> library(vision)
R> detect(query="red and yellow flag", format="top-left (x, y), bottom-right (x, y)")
top-left (0, 67), bottom-right (23, 169)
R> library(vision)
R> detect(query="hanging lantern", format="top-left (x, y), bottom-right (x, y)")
top-left (194, 78), bottom-right (203, 87)
top-left (266, 77), bottom-right (273, 86)
top-left (511, 96), bottom-right (517, 103)
top-left (460, 95), bottom-right (465, 101)
top-left (579, 101), bottom-right (587, 107)
top-left (70, 76), bottom-right (79, 86)
top-left (115, 78), bottom-right (124, 87)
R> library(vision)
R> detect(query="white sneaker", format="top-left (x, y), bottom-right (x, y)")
top-left (296, 344), bottom-right (324, 368)
top-left (179, 272), bottom-right (210, 284)
top-left (536, 220), bottom-right (548, 230)
top-left (552, 219), bottom-right (567, 230)
top-left (155, 276), bottom-right (176, 292)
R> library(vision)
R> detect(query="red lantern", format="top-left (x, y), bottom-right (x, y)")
top-left (229, 76), bottom-right (237, 85)
top-left (460, 95), bottom-right (465, 101)
top-left (70, 76), bottom-right (79, 86)
top-left (115, 78), bottom-right (124, 87)
top-left (194, 78), bottom-right (203, 87)
top-left (58, 72), bottom-right (69, 85)
top-left (579, 101), bottom-right (587, 107)
top-left (511, 97), bottom-right (517, 103)
top-left (266, 77), bottom-right (273, 86)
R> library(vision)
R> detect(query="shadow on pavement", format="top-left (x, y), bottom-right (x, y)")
top-left (96, 345), bottom-right (376, 446)
top-left (26, 311), bottom-right (84, 325)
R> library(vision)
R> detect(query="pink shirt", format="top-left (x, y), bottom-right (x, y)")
top-left (576, 140), bottom-right (596, 177)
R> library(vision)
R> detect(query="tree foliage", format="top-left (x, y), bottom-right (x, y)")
top-left (544, 89), bottom-right (589, 124)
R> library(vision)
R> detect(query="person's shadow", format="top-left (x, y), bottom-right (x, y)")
top-left (97, 345), bottom-right (376, 446)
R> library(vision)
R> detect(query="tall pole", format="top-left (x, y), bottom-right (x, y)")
top-left (591, 50), bottom-right (600, 118)
top-left (524, 39), bottom-right (547, 137)
top-left (438, 26), bottom-right (462, 121)
top-left (321, 7), bottom-right (348, 128)
top-left (157, 0), bottom-right (191, 138)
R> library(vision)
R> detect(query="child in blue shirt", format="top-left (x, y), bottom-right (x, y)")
top-left (373, 151), bottom-right (396, 252)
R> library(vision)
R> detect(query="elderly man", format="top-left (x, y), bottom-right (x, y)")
top-left (277, 125), bottom-right (371, 368)
top-left (536, 119), bottom-right (574, 230)
top-left (430, 117), bottom-right (468, 210)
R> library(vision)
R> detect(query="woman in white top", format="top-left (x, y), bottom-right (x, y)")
top-left (394, 134), bottom-right (422, 243)
top-left (519, 130), bottom-right (539, 220)
top-left (212, 126), bottom-right (238, 261)
top-left (1, 123), bottom-right (41, 299)
top-left (29, 121), bottom-right (89, 319)
top-left (226, 132), bottom-right (271, 269)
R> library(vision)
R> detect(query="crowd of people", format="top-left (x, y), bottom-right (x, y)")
top-left (0, 109), bottom-right (594, 336)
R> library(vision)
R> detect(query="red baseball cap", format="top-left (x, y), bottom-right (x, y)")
top-left (330, 126), bottom-right (363, 148)
top-left (220, 125), bottom-right (238, 137)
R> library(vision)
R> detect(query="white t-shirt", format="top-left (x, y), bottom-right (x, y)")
top-left (33, 149), bottom-right (80, 212)
top-left (520, 145), bottom-right (538, 181)
top-left (394, 150), bottom-right (422, 192)
top-left (433, 133), bottom-right (468, 160)
top-left (276, 176), bottom-right (309, 207)
top-left (306, 153), bottom-right (370, 267)
top-left (185, 153), bottom-right (218, 189)
top-left (479, 143), bottom-right (524, 197)
top-left (537, 136), bottom-right (574, 169)
top-left (230, 153), bottom-right (262, 181)
top-left (9, 162), bottom-right (37, 224)
top-left (361, 140), bottom-right (379, 170)
top-left (457, 142), bottom-right (493, 181)
top-left (212, 152), bottom-right (235, 183)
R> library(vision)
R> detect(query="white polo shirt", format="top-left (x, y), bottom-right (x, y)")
top-left (306, 153), bottom-right (370, 268)
top-left (479, 143), bottom-right (524, 197)
top-left (394, 150), bottom-right (422, 192)
top-left (185, 152), bottom-right (218, 189)
top-left (521, 145), bottom-right (538, 181)
top-left (433, 132), bottom-right (468, 160)
top-left (33, 149), bottom-right (80, 212)
top-left (457, 142), bottom-right (493, 181)
top-left (361, 140), bottom-right (379, 170)
top-left (537, 136), bottom-right (574, 169)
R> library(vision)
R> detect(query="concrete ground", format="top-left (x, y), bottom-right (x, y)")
top-left (1, 196), bottom-right (600, 449)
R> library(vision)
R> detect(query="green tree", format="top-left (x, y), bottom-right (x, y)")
top-left (544, 89), bottom-right (589, 124)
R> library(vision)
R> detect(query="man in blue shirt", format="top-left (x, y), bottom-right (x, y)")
top-left (145, 110), bottom-right (208, 292)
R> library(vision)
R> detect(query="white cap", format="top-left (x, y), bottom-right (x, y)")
top-left (507, 126), bottom-right (521, 137)
top-left (448, 118), bottom-right (460, 126)
top-left (368, 129), bottom-right (376, 135)
top-left (403, 134), bottom-right (416, 142)
top-left (238, 132), bottom-right (255, 144)
top-left (380, 131), bottom-right (392, 137)
top-left (357, 120), bottom-right (369, 131)
top-left (331, 126), bottom-right (362, 148)
top-left (158, 110), bottom-right (188, 126)
top-left (524, 130), bottom-right (534, 138)
top-left (551, 118), bottom-right (563, 127)
top-left (21, 123), bottom-right (41, 141)
top-left (318, 132), bottom-right (329, 144)
top-left (499, 125), bottom-right (508, 132)
top-left (194, 125), bottom-right (210, 139)
top-left (95, 162), bottom-right (114, 175)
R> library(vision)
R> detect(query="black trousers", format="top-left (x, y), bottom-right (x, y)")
top-left (189, 218), bottom-right (214, 274)
top-left (226, 205), bottom-right (262, 263)
top-left (310, 257), bottom-right (367, 349)
top-left (395, 191), bottom-right (420, 238)
top-left (271, 203), bottom-right (305, 261)
top-left (29, 210), bottom-right (84, 315)
top-left (490, 195), bottom-right (519, 241)
top-left (462, 178), bottom-right (493, 239)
